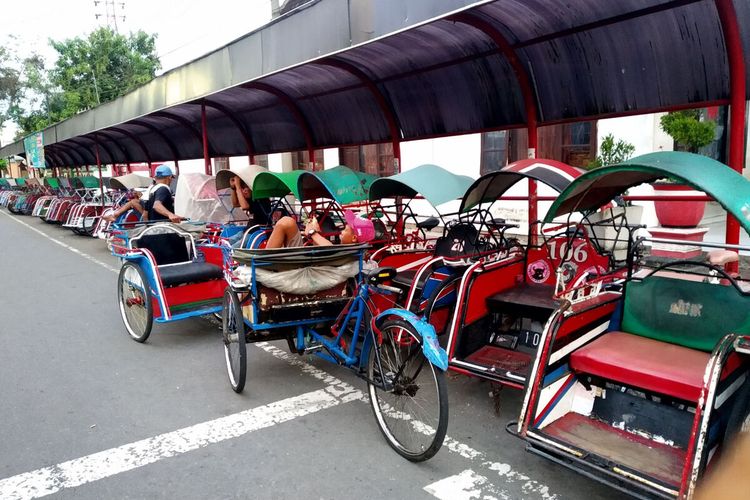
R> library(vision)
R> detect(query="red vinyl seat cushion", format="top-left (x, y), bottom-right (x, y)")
top-left (569, 332), bottom-right (710, 402)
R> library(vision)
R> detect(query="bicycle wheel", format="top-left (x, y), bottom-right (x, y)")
top-left (117, 262), bottom-right (153, 342)
top-left (222, 288), bottom-right (247, 393)
top-left (367, 319), bottom-right (448, 461)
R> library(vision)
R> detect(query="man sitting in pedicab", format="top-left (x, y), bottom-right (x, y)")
top-left (266, 209), bottom-right (376, 248)
top-left (104, 165), bottom-right (182, 223)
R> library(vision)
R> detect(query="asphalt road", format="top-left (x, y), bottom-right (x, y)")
top-left (0, 210), bottom-right (628, 500)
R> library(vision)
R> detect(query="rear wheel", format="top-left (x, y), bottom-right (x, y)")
top-left (117, 262), bottom-right (153, 342)
top-left (223, 288), bottom-right (247, 393)
top-left (367, 319), bottom-right (448, 461)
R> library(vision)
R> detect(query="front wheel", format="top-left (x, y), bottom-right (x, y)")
top-left (117, 262), bottom-right (153, 342)
top-left (223, 288), bottom-right (247, 393)
top-left (367, 319), bottom-right (448, 461)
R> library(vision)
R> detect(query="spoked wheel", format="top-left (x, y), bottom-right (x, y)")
top-left (82, 213), bottom-right (99, 237)
top-left (222, 288), bottom-right (247, 393)
top-left (117, 262), bottom-right (153, 342)
top-left (367, 319), bottom-right (448, 462)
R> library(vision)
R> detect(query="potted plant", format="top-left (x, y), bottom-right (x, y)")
top-left (586, 134), bottom-right (641, 260)
top-left (654, 110), bottom-right (716, 227)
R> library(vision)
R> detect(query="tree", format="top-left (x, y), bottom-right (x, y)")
top-left (0, 40), bottom-right (23, 146)
top-left (586, 134), bottom-right (636, 169)
top-left (659, 110), bottom-right (715, 153)
top-left (13, 27), bottom-right (160, 137)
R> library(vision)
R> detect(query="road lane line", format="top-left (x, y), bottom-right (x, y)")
top-left (0, 211), bottom-right (118, 274)
top-left (424, 469), bottom-right (510, 500)
top-left (0, 389), bottom-right (346, 500)
top-left (255, 342), bottom-right (558, 499)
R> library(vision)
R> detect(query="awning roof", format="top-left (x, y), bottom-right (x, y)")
top-left (544, 152), bottom-right (750, 236)
top-left (3, 0), bottom-right (748, 167)
top-left (298, 165), bottom-right (376, 204)
top-left (369, 164), bottom-right (475, 207)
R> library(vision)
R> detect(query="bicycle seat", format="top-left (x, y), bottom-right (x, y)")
top-left (417, 217), bottom-right (439, 231)
top-left (366, 267), bottom-right (397, 285)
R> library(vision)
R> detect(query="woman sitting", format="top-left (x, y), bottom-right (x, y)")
top-left (266, 210), bottom-right (375, 248)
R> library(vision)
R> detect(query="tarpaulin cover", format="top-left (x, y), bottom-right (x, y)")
top-left (110, 173), bottom-right (153, 190)
top-left (174, 173), bottom-right (233, 223)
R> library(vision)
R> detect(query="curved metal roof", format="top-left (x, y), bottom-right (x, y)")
top-left (3, 0), bottom-right (748, 167)
top-left (544, 151), bottom-right (750, 236)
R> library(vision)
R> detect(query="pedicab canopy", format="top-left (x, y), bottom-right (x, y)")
top-left (78, 175), bottom-right (102, 189)
top-left (297, 166), bottom-right (377, 205)
top-left (544, 151), bottom-right (750, 236)
top-left (109, 173), bottom-right (153, 190)
top-left (175, 173), bottom-right (233, 223)
top-left (215, 164), bottom-right (268, 192)
top-left (0, 179), bottom-right (9, 188)
top-left (251, 170), bottom-right (304, 201)
top-left (460, 159), bottom-right (583, 212)
top-left (43, 178), bottom-right (60, 189)
top-left (14, 178), bottom-right (25, 187)
top-left (368, 164), bottom-right (474, 208)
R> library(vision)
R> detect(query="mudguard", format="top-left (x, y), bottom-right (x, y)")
top-left (374, 308), bottom-right (449, 371)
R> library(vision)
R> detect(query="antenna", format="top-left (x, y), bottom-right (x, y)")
top-left (94, 0), bottom-right (127, 32)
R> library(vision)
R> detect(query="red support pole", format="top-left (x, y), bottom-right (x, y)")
top-left (716, 0), bottom-right (747, 273)
top-left (95, 143), bottom-right (104, 210)
top-left (201, 102), bottom-right (211, 176)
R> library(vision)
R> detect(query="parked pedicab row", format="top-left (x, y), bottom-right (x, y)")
top-left (4, 152), bottom-right (748, 496)
top-left (109, 153), bottom-right (750, 496)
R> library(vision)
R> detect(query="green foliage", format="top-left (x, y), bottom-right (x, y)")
top-left (0, 158), bottom-right (7, 172)
top-left (12, 27), bottom-right (160, 137)
top-left (659, 110), bottom-right (715, 153)
top-left (0, 40), bottom-right (23, 143)
top-left (586, 134), bottom-right (636, 169)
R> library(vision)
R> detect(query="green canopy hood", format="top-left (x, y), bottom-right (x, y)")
top-left (544, 151), bottom-right (750, 236)
top-left (368, 164), bottom-right (474, 207)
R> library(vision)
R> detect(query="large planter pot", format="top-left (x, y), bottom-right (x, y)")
top-left (652, 183), bottom-right (706, 228)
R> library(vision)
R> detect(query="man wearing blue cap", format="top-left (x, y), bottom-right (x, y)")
top-left (146, 165), bottom-right (181, 223)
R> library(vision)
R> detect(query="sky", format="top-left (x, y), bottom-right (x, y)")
top-left (1, 0), bottom-right (275, 144)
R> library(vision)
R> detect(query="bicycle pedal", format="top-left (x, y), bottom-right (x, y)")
top-left (303, 343), bottom-right (324, 354)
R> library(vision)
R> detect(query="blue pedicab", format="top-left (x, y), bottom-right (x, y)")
top-left (110, 221), bottom-right (228, 342)
top-left (222, 243), bottom-right (449, 461)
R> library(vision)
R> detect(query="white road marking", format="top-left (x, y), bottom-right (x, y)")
top-left (0, 389), bottom-right (349, 500)
top-left (424, 469), bottom-right (509, 500)
top-left (256, 343), bottom-right (558, 499)
top-left (1, 215), bottom-right (559, 499)
top-left (0, 210), bottom-right (119, 274)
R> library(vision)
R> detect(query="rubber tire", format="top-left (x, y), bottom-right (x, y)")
top-left (367, 319), bottom-right (449, 462)
top-left (117, 261), bottom-right (153, 343)
top-left (423, 276), bottom-right (461, 348)
top-left (223, 288), bottom-right (247, 393)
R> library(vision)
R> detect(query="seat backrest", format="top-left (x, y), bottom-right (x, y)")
top-left (622, 275), bottom-right (750, 351)
top-left (136, 232), bottom-right (190, 265)
top-left (434, 223), bottom-right (478, 258)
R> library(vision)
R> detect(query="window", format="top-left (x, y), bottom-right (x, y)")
top-left (290, 150), bottom-right (324, 171)
top-left (339, 143), bottom-right (395, 177)
top-left (480, 131), bottom-right (508, 174)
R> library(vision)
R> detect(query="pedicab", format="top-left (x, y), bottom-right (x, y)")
top-left (516, 152), bottom-right (750, 499)
top-left (110, 221), bottom-right (228, 342)
top-left (101, 173), bottom-right (155, 230)
top-left (222, 240), bottom-right (449, 461)
top-left (367, 164), bottom-right (475, 257)
top-left (31, 177), bottom-right (63, 218)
